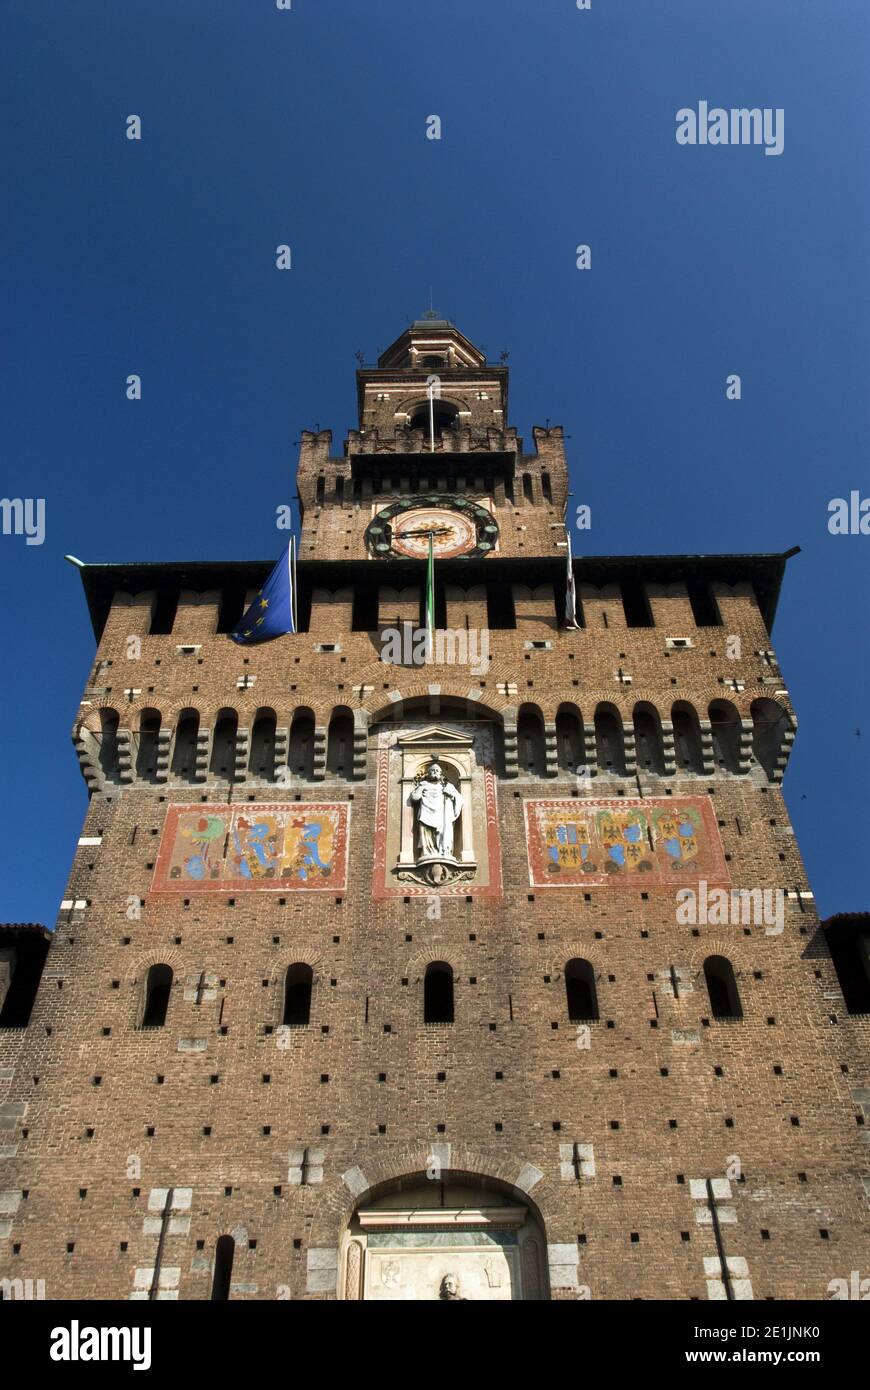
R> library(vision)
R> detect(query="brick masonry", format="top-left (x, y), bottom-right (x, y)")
top-left (0, 317), bottom-right (868, 1301)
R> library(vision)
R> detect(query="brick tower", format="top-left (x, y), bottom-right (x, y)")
top-left (1, 313), bottom-right (868, 1302)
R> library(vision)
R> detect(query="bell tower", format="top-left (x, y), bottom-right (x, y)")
top-left (296, 312), bottom-right (569, 564)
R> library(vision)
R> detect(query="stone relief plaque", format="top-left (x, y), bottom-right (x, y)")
top-left (362, 1232), bottom-right (519, 1301)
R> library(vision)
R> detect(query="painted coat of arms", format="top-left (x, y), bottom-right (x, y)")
top-left (152, 803), bottom-right (350, 893)
top-left (524, 797), bottom-right (726, 888)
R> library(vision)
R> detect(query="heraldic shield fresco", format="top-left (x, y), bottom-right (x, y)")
top-left (523, 796), bottom-right (728, 889)
top-left (152, 803), bottom-right (350, 893)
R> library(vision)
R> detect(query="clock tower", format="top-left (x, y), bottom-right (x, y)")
top-left (296, 310), bottom-right (569, 568)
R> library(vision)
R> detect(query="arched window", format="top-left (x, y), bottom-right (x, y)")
top-left (751, 698), bottom-right (790, 781)
top-left (171, 709), bottom-right (199, 783)
top-left (703, 956), bottom-right (742, 1019)
top-left (289, 709), bottom-right (315, 780)
top-left (424, 962), bottom-right (454, 1024)
top-left (565, 959), bottom-right (598, 1021)
top-left (98, 708), bottom-right (121, 782)
top-left (594, 704), bottom-right (626, 776)
top-left (327, 708), bottom-right (355, 780)
top-left (136, 709), bottom-right (161, 782)
top-left (517, 704), bottom-right (547, 778)
top-left (250, 709), bottom-right (277, 781)
top-left (709, 700), bottom-right (741, 774)
top-left (408, 400), bottom-right (459, 439)
top-left (210, 710), bottom-right (239, 781)
top-left (142, 964), bottom-right (173, 1028)
top-left (633, 703), bottom-right (665, 774)
top-left (283, 963), bottom-right (313, 1027)
top-left (672, 702), bottom-right (704, 773)
top-left (211, 1235), bottom-right (235, 1301)
top-left (555, 706), bottom-right (584, 774)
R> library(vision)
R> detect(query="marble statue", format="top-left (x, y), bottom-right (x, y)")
top-left (410, 760), bottom-right (462, 861)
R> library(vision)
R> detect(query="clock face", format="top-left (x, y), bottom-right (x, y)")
top-left (364, 495), bottom-right (499, 560)
top-left (391, 508), bottom-right (476, 559)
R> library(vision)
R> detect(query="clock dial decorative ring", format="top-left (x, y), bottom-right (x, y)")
top-left (365, 495), bottom-right (499, 560)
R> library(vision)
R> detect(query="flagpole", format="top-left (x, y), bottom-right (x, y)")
top-left (428, 381), bottom-right (435, 453)
top-left (425, 532), bottom-right (435, 662)
top-left (289, 536), bottom-right (298, 634)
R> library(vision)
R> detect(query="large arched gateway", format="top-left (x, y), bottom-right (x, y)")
top-left (340, 1173), bottom-right (549, 1301)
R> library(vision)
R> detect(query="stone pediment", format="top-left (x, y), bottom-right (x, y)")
top-left (395, 726), bottom-right (475, 749)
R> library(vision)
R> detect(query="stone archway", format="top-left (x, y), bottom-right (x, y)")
top-left (340, 1172), bottom-right (549, 1301)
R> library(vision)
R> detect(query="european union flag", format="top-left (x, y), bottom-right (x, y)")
top-left (230, 538), bottom-right (297, 643)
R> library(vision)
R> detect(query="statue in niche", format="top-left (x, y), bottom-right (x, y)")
top-left (410, 759), bottom-right (462, 862)
top-left (438, 1272), bottom-right (467, 1300)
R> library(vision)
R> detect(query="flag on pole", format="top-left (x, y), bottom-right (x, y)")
top-left (230, 538), bottom-right (297, 644)
top-left (565, 528), bottom-right (580, 629)
top-left (424, 532), bottom-right (436, 658)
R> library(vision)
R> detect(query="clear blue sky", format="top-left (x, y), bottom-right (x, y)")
top-left (2, 0), bottom-right (868, 924)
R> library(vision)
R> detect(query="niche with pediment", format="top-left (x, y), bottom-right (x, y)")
top-left (372, 723), bottom-right (502, 899)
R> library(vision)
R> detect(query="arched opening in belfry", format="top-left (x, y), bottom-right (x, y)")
top-left (407, 400), bottom-right (459, 439)
top-left (341, 1173), bottom-right (550, 1301)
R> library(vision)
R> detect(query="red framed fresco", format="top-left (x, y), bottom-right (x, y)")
top-left (151, 803), bottom-right (350, 893)
top-left (523, 796), bottom-right (728, 889)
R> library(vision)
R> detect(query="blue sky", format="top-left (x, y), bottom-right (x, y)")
top-left (2, 0), bottom-right (868, 923)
